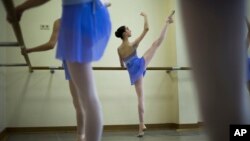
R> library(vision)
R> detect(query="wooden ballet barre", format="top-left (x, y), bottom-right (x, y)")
top-left (166, 67), bottom-right (191, 73)
top-left (2, 0), bottom-right (33, 72)
top-left (31, 66), bottom-right (191, 71)
top-left (32, 66), bottom-right (169, 70)
top-left (0, 63), bottom-right (28, 67)
top-left (171, 67), bottom-right (191, 70)
top-left (0, 42), bottom-right (20, 47)
top-left (32, 66), bottom-right (63, 70)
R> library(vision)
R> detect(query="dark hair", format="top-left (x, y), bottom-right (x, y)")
top-left (115, 26), bottom-right (126, 39)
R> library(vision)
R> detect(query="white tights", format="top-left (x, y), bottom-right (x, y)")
top-left (67, 62), bottom-right (103, 141)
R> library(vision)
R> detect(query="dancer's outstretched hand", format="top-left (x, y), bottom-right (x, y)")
top-left (101, 0), bottom-right (111, 7)
top-left (140, 12), bottom-right (147, 17)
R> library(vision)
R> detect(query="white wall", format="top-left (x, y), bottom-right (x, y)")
top-left (0, 1), bottom-right (7, 132)
top-left (6, 0), bottom-right (179, 127)
top-left (175, 1), bottom-right (201, 123)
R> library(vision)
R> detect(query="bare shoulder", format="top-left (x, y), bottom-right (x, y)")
top-left (117, 45), bottom-right (122, 53)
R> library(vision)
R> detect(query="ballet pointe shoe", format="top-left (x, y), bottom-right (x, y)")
top-left (143, 125), bottom-right (147, 131)
top-left (77, 135), bottom-right (85, 141)
top-left (137, 123), bottom-right (146, 137)
top-left (137, 131), bottom-right (144, 137)
top-left (166, 10), bottom-right (175, 24)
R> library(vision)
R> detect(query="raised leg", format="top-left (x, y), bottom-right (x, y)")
top-left (143, 13), bottom-right (174, 68)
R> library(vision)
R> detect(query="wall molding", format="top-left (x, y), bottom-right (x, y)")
top-left (0, 128), bottom-right (7, 141)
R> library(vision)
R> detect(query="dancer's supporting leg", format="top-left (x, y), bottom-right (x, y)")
top-left (67, 62), bottom-right (103, 141)
top-left (68, 80), bottom-right (86, 141)
top-left (134, 11), bottom-right (174, 137)
top-left (134, 76), bottom-right (146, 137)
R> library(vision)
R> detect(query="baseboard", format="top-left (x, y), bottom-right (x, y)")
top-left (178, 123), bottom-right (202, 129)
top-left (0, 128), bottom-right (7, 141)
top-left (6, 126), bottom-right (76, 133)
top-left (176, 122), bottom-right (204, 132)
top-left (104, 123), bottom-right (177, 131)
top-left (6, 123), bottom-right (203, 133)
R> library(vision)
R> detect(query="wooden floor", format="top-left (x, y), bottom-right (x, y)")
top-left (3, 129), bottom-right (208, 141)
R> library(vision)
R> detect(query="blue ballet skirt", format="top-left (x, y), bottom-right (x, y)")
top-left (62, 61), bottom-right (71, 80)
top-left (124, 51), bottom-right (146, 85)
top-left (57, 0), bottom-right (111, 63)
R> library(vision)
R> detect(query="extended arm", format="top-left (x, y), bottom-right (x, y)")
top-left (7, 0), bottom-right (50, 22)
top-left (22, 19), bottom-right (60, 54)
top-left (132, 12), bottom-right (149, 48)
